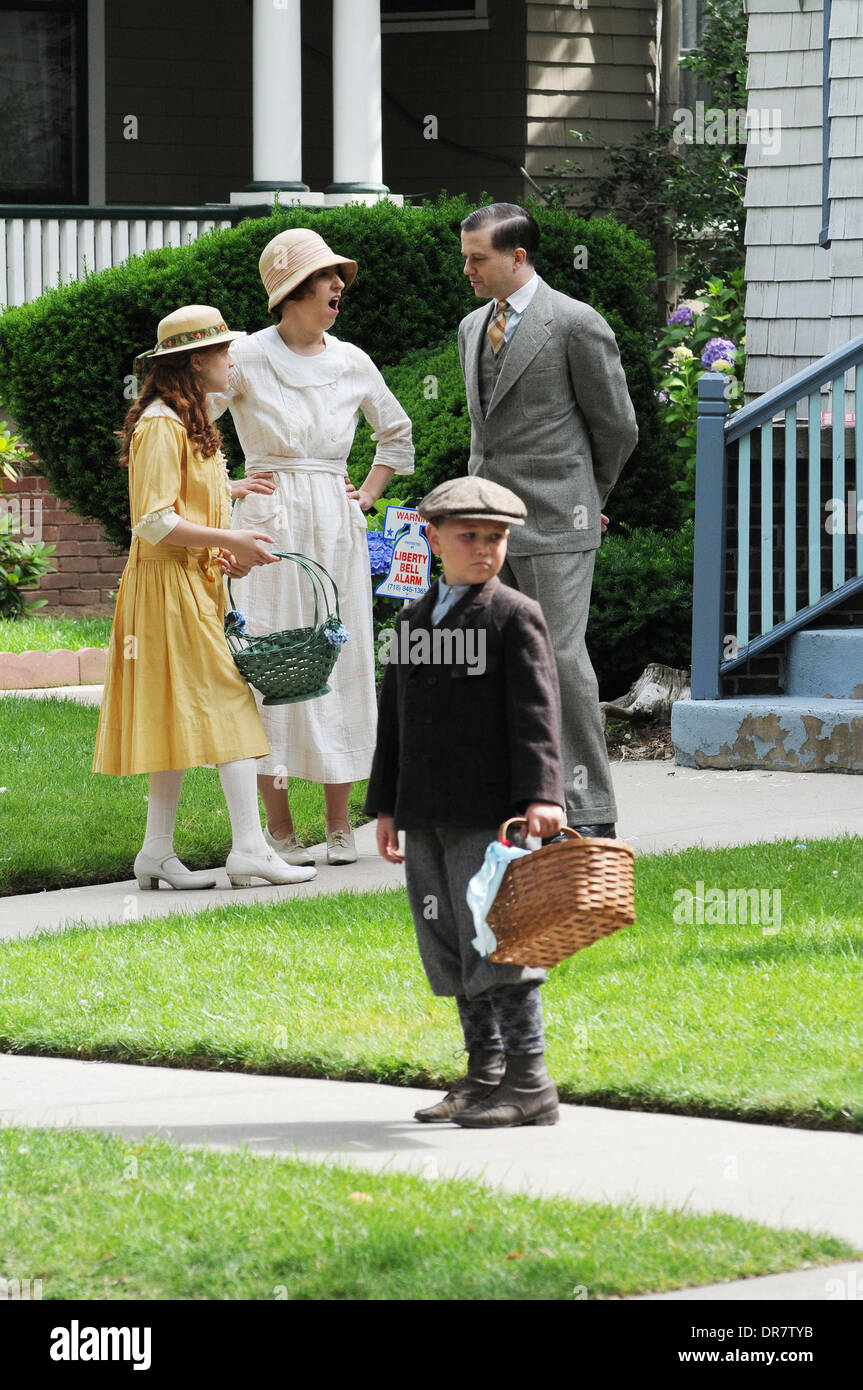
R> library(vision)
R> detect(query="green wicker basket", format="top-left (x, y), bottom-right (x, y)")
top-left (224, 551), bottom-right (348, 706)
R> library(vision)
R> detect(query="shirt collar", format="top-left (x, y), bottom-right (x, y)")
top-left (504, 273), bottom-right (540, 315)
top-left (438, 578), bottom-right (471, 600)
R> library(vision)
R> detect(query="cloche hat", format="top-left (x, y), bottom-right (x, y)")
top-left (259, 228), bottom-right (358, 311)
top-left (134, 305), bottom-right (246, 377)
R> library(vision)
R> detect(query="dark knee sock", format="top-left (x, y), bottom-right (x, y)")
top-left (455, 994), bottom-right (504, 1052)
top-left (492, 983), bottom-right (545, 1055)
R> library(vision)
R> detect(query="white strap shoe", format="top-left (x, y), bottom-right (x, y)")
top-left (226, 847), bottom-right (317, 889)
top-left (134, 851), bottom-right (217, 891)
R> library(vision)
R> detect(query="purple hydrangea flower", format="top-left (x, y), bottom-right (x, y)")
top-left (702, 337), bottom-right (737, 369)
top-left (367, 532), bottom-right (396, 574)
top-left (667, 305), bottom-right (695, 327)
top-left (657, 390), bottom-right (669, 403)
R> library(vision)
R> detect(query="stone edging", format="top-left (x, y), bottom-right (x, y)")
top-left (0, 648), bottom-right (107, 689)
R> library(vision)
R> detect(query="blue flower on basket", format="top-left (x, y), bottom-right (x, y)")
top-left (323, 619), bottom-right (350, 646)
top-left (367, 532), bottom-right (395, 575)
top-left (224, 608), bottom-right (247, 637)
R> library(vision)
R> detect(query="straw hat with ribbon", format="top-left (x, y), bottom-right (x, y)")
top-left (259, 229), bottom-right (358, 312)
top-left (133, 305), bottom-right (246, 380)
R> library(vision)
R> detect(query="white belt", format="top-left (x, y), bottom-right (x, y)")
top-left (247, 456), bottom-right (347, 476)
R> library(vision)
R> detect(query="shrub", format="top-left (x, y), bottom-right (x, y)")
top-left (0, 196), bottom-right (677, 549)
top-left (0, 510), bottom-right (56, 617)
top-left (0, 412), bottom-right (55, 617)
top-left (587, 522), bottom-right (694, 698)
top-left (653, 270), bottom-right (746, 515)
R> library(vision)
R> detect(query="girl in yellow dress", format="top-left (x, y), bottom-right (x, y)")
top-left (92, 305), bottom-right (317, 890)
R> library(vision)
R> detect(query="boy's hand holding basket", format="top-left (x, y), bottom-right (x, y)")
top-left (487, 817), bottom-right (636, 968)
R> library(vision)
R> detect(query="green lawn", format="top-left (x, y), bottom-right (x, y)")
top-left (0, 695), bottom-right (368, 896)
top-left (0, 615), bottom-right (113, 652)
top-left (0, 1127), bottom-right (854, 1300)
top-left (2, 836), bottom-right (861, 1130)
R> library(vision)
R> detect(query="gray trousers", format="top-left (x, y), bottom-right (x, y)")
top-left (403, 825), bottom-right (546, 1000)
top-left (499, 551), bottom-right (617, 825)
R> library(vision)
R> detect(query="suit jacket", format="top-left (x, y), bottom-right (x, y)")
top-left (457, 276), bottom-right (639, 555)
top-left (363, 575), bottom-right (565, 830)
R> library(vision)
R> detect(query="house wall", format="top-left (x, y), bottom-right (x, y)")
top-left (103, 0), bottom-right (528, 206)
top-left (824, 0), bottom-right (863, 357)
top-left (524, 0), bottom-right (658, 206)
top-left (301, 0), bottom-right (528, 204)
top-left (104, 0), bottom-right (253, 205)
top-left (2, 469), bottom-right (126, 613)
top-left (744, 1), bottom-right (830, 397)
top-left (744, 0), bottom-right (863, 401)
top-left (102, 0), bottom-right (663, 210)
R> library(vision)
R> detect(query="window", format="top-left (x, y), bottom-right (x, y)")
top-left (678, 0), bottom-right (710, 113)
top-left (0, 0), bottom-right (87, 204)
top-left (381, 0), bottom-right (489, 32)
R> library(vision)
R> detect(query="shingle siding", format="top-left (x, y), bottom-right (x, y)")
top-left (524, 0), bottom-right (657, 207)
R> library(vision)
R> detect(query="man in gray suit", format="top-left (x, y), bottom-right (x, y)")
top-left (457, 203), bottom-right (638, 836)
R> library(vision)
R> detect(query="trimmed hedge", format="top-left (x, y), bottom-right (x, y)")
top-left (588, 521), bottom-right (693, 697)
top-left (0, 196), bottom-right (678, 549)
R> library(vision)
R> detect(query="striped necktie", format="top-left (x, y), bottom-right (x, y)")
top-left (486, 299), bottom-right (509, 355)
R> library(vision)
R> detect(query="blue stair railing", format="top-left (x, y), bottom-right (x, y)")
top-left (691, 334), bottom-right (863, 699)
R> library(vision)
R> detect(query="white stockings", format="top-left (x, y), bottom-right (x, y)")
top-left (141, 760), bottom-right (267, 861)
top-left (216, 758), bottom-right (269, 856)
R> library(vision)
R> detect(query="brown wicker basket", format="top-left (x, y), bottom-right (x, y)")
top-left (487, 818), bottom-right (635, 968)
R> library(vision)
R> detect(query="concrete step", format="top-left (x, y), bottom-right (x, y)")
top-left (785, 628), bottom-right (863, 699)
top-left (671, 695), bottom-right (863, 772)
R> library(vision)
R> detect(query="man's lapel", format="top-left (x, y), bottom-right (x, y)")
top-left (487, 278), bottom-right (554, 416)
top-left (463, 303), bottom-right (494, 423)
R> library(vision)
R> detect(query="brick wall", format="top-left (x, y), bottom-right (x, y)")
top-left (1, 469), bottom-right (126, 614)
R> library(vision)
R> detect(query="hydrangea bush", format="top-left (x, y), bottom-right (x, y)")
top-left (653, 269), bottom-right (746, 513)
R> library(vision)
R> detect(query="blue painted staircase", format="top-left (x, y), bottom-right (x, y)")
top-left (673, 629), bottom-right (863, 771)
top-left (671, 337), bottom-right (863, 773)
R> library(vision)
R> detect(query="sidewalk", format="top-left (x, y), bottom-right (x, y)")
top-left (1, 1052), bottom-right (860, 1301)
top-left (4, 759), bottom-right (863, 940)
top-left (2, 750), bottom-right (863, 1300)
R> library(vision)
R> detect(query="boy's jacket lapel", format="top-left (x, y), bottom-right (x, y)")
top-left (406, 576), bottom-right (499, 631)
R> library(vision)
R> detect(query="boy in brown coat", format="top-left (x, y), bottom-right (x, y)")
top-left (364, 477), bottom-right (566, 1127)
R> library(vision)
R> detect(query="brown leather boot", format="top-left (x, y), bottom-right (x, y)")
top-left (452, 1052), bottom-right (559, 1128)
top-left (414, 1048), bottom-right (505, 1123)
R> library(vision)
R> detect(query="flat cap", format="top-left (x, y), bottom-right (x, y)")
top-left (417, 476), bottom-right (526, 526)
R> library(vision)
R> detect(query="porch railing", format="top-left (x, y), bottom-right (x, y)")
top-left (691, 333), bottom-right (863, 699)
top-left (0, 204), bottom-right (271, 310)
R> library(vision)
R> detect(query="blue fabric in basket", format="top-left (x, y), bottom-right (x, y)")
top-left (467, 840), bottom-right (531, 957)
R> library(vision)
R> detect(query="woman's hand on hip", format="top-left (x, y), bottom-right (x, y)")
top-left (226, 530), bottom-right (279, 567)
top-left (375, 813), bottom-right (404, 864)
top-left (344, 477), bottom-right (375, 513)
top-left (231, 472), bottom-right (277, 501)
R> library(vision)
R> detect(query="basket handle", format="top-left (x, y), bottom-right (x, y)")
top-left (226, 551), bottom-right (341, 630)
top-left (273, 551), bottom-right (342, 625)
top-left (227, 558), bottom-right (324, 629)
top-left (497, 817), bottom-right (583, 843)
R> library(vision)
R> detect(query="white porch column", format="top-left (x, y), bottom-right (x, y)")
top-left (327, 0), bottom-right (388, 197)
top-left (248, 0), bottom-right (308, 192)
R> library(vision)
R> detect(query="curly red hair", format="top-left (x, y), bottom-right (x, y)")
top-left (117, 348), bottom-right (223, 467)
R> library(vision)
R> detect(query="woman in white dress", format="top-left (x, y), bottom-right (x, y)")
top-left (208, 228), bottom-right (414, 865)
